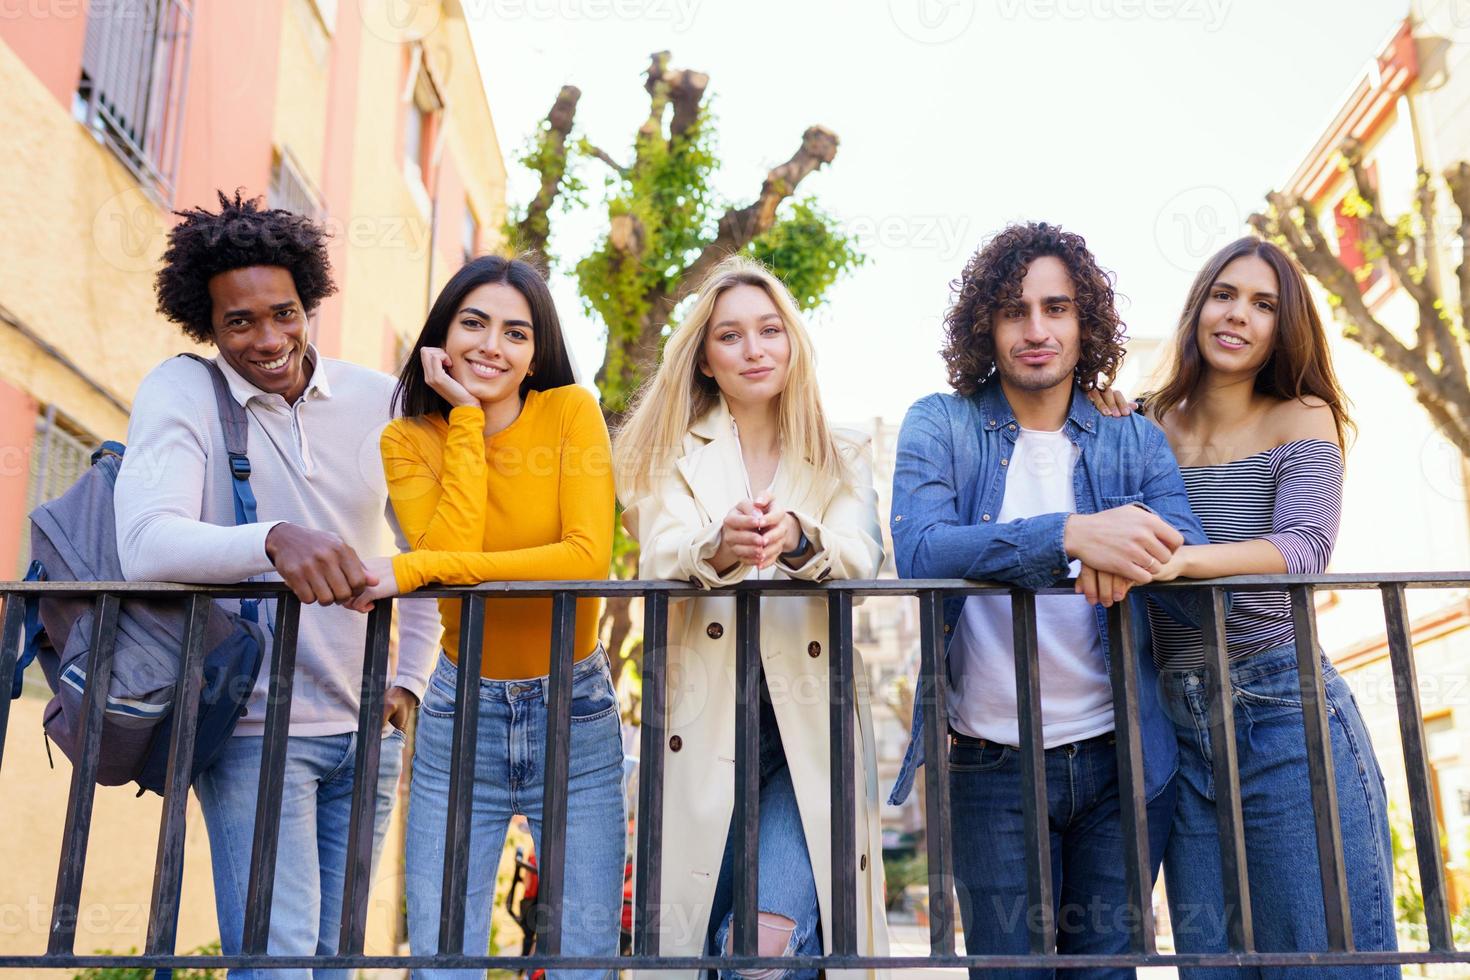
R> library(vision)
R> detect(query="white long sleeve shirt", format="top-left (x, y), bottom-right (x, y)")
top-left (114, 349), bottom-right (441, 736)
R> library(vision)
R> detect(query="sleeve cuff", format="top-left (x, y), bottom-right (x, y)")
top-left (777, 510), bottom-right (831, 581)
top-left (391, 552), bottom-right (422, 594)
top-left (683, 521), bottom-right (749, 588)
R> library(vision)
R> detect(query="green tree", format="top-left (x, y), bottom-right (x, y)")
top-left (1250, 137), bottom-right (1470, 457)
top-left (504, 52), bottom-right (865, 677)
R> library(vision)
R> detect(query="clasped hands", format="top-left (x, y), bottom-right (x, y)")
top-left (713, 490), bottom-right (805, 572)
top-left (1065, 505), bottom-right (1188, 607)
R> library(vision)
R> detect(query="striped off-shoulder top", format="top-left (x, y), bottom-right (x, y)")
top-left (1149, 438), bottom-right (1344, 670)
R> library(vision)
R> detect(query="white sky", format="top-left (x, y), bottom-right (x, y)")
top-left (459, 0), bottom-right (1411, 423)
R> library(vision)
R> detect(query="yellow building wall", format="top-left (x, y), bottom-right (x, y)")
top-left (0, 39), bottom-right (205, 443)
top-left (337, 8), bottom-right (507, 376)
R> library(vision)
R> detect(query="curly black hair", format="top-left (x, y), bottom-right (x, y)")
top-left (155, 190), bottom-right (337, 344)
top-left (942, 221), bottom-right (1126, 395)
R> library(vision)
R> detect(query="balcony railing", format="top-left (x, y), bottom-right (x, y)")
top-left (1, 573), bottom-right (1468, 972)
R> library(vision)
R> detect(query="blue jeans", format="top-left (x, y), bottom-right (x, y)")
top-left (1160, 645), bottom-right (1398, 979)
top-left (404, 649), bottom-right (626, 980)
top-left (949, 730), bottom-right (1176, 980)
top-left (194, 728), bottom-right (405, 980)
top-left (707, 755), bottom-right (822, 980)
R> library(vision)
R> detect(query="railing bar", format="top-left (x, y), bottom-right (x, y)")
top-left (338, 599), bottom-right (395, 954)
top-left (1200, 586), bottom-right (1254, 952)
top-left (1381, 584), bottom-right (1455, 951)
top-left (917, 590), bottom-right (956, 957)
top-left (537, 592), bottom-right (578, 955)
top-left (144, 592), bottom-right (211, 955)
top-left (1011, 587), bottom-right (1054, 955)
top-left (634, 590), bottom-right (669, 956)
top-left (438, 594), bottom-right (484, 954)
top-left (1105, 604), bottom-right (1156, 953)
top-left (0, 593), bottom-right (28, 772)
top-left (827, 590), bottom-right (858, 955)
top-left (732, 589), bottom-right (762, 957)
top-left (1289, 584), bottom-right (1352, 951)
top-left (47, 592), bottom-right (121, 953)
top-left (241, 595), bottom-right (301, 952)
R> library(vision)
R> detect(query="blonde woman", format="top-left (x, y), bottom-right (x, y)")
top-left (616, 257), bottom-right (889, 979)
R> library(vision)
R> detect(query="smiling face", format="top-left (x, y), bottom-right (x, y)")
top-left (990, 255), bottom-right (1082, 393)
top-left (208, 265), bottom-right (311, 401)
top-left (442, 282), bottom-right (536, 407)
top-left (699, 283), bottom-right (792, 408)
top-left (1196, 254), bottom-right (1279, 378)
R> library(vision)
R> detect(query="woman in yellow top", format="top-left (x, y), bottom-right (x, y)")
top-left (354, 255), bottom-right (621, 978)
top-left (615, 257), bottom-right (890, 979)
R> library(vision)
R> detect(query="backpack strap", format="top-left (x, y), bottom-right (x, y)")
top-left (177, 354), bottom-right (260, 624)
top-left (8, 561), bottom-right (46, 700)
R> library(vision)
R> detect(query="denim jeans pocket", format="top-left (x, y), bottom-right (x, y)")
top-left (570, 661), bottom-right (618, 724)
top-left (949, 739), bottom-right (1013, 773)
top-left (420, 671), bottom-right (459, 719)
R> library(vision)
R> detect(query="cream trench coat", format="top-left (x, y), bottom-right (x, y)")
top-left (621, 399), bottom-right (891, 979)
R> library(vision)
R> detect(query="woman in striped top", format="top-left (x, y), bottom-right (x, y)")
top-left (1093, 237), bottom-right (1396, 977)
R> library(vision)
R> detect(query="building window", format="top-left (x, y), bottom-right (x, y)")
top-left (404, 101), bottom-right (427, 189)
top-left (402, 46), bottom-right (445, 209)
top-left (75, 0), bottom-right (194, 205)
top-left (463, 209), bottom-right (480, 263)
top-left (19, 407), bottom-right (99, 576)
top-left (268, 147), bottom-right (322, 219)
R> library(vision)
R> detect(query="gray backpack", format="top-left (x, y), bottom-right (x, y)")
top-left (14, 354), bottom-right (268, 795)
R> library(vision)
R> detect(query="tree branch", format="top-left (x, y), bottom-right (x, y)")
top-left (513, 84), bottom-right (581, 266)
top-left (582, 142), bottom-right (627, 176)
top-left (671, 125), bottom-right (840, 308)
top-left (1442, 162), bottom-right (1470, 381)
top-left (1341, 139), bottom-right (1435, 325)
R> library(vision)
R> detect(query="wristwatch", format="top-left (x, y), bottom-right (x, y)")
top-left (779, 527), bottom-right (810, 562)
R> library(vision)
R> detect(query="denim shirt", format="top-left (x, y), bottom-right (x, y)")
top-left (887, 380), bottom-right (1211, 805)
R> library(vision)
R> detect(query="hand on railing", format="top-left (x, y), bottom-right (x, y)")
top-left (342, 556), bottom-right (399, 613)
top-left (264, 523), bottom-right (377, 607)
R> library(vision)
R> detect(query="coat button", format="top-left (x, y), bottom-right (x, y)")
top-left (807, 641), bottom-right (822, 658)
top-left (860, 854), bottom-right (868, 870)
top-left (707, 622), bottom-right (723, 639)
top-left (669, 735), bottom-right (682, 752)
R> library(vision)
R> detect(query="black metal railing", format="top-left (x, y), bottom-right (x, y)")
top-left (1, 573), bottom-right (1468, 972)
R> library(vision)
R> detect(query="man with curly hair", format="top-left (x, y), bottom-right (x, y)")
top-left (113, 192), bottom-right (440, 977)
top-left (888, 222), bottom-right (1209, 976)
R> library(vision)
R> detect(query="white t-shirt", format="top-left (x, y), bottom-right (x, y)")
top-left (946, 426), bottom-right (1116, 748)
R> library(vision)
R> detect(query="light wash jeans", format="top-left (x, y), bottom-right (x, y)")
top-left (708, 684), bottom-right (820, 980)
top-left (194, 728), bottom-right (405, 980)
top-left (404, 649), bottom-right (626, 980)
top-left (1160, 644), bottom-right (1399, 979)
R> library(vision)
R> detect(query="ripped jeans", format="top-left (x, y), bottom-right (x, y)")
top-left (705, 691), bottom-right (821, 980)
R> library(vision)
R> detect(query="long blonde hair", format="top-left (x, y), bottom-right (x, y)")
top-left (613, 256), bottom-right (848, 496)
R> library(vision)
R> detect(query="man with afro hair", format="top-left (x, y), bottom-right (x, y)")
top-left (114, 191), bottom-right (440, 975)
top-left (887, 222), bottom-right (1211, 977)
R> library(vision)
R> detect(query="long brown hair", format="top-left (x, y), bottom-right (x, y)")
top-left (1149, 236), bottom-right (1352, 448)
